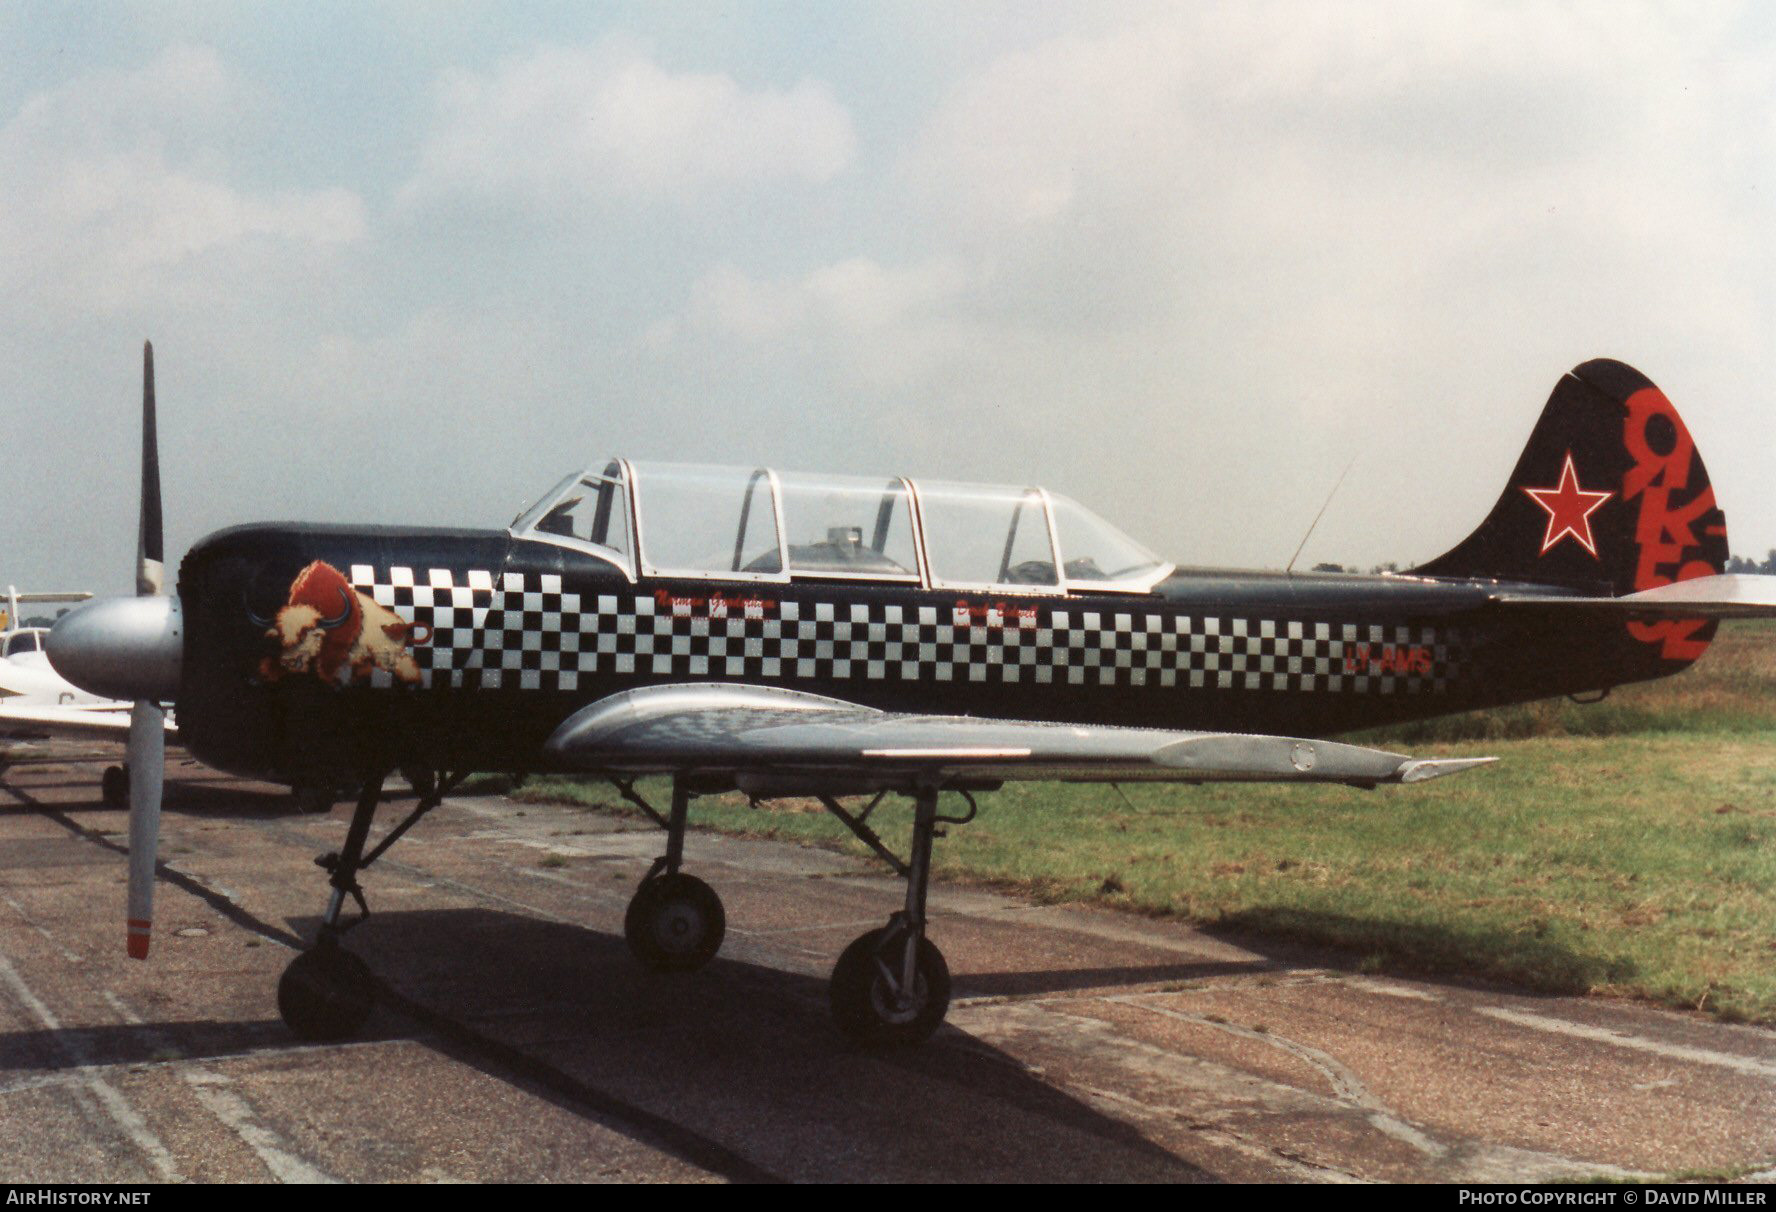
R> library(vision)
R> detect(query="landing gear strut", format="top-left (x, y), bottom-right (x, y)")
top-left (826, 784), bottom-right (953, 1047)
top-left (615, 777), bottom-right (726, 971)
top-left (276, 769), bottom-right (461, 1041)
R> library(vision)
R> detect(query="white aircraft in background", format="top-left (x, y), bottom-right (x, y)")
top-left (1, 587), bottom-right (100, 704)
top-left (0, 586), bottom-right (163, 804)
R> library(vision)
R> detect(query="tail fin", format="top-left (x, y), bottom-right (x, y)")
top-left (1414, 359), bottom-right (1728, 592)
top-left (1413, 358), bottom-right (1729, 663)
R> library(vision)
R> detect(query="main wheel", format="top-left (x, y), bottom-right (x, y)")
top-left (278, 944), bottom-right (375, 1041)
top-left (624, 873), bottom-right (725, 972)
top-left (102, 765), bottom-right (128, 809)
top-left (829, 925), bottom-right (951, 1047)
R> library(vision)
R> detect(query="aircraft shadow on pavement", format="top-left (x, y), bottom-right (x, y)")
top-left (0, 1017), bottom-right (344, 1079)
top-left (0, 783), bottom-right (293, 824)
top-left (953, 958), bottom-right (1290, 998)
top-left (279, 906), bottom-right (1212, 1182)
top-left (0, 775), bottom-right (429, 823)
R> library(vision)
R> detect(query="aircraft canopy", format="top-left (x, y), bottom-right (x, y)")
top-left (2, 629), bottom-right (45, 658)
top-left (512, 461), bottom-right (1172, 594)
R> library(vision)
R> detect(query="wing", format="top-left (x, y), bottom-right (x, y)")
top-left (0, 702), bottom-right (174, 742)
top-left (0, 659), bottom-right (175, 742)
top-left (542, 683), bottom-right (1492, 794)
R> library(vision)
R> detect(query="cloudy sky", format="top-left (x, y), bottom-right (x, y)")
top-left (4, 1), bottom-right (1775, 596)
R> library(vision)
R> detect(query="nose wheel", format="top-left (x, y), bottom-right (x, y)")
top-left (274, 769), bottom-right (461, 1042)
top-left (278, 941), bottom-right (374, 1041)
top-left (624, 872), bottom-right (725, 971)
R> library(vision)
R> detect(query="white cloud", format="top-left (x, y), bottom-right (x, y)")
top-left (11, 7), bottom-right (1776, 596)
top-left (639, 2), bottom-right (1776, 565)
top-left (0, 44), bottom-right (367, 315)
top-left (680, 257), bottom-right (967, 340)
top-left (403, 41), bottom-right (857, 208)
top-left (5, 42), bottom-right (236, 156)
top-left (658, 257), bottom-right (971, 395)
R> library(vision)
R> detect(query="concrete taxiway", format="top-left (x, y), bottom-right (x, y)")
top-left (1, 747), bottom-right (1772, 1183)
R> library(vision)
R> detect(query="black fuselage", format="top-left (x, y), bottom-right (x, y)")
top-left (173, 522), bottom-right (1700, 785)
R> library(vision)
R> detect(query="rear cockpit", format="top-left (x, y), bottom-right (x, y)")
top-left (511, 460), bottom-right (1172, 595)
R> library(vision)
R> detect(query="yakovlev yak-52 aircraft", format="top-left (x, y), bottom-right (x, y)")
top-left (47, 345), bottom-right (1776, 1046)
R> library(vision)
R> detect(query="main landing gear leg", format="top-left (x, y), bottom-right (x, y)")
top-left (619, 775), bottom-right (725, 972)
top-left (276, 769), bottom-right (461, 1041)
top-left (829, 784), bottom-right (953, 1047)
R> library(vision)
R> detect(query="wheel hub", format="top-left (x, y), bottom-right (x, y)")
top-left (653, 899), bottom-right (705, 952)
top-left (870, 955), bottom-right (927, 1024)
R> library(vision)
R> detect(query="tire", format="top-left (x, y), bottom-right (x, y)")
top-left (278, 945), bottom-right (375, 1041)
top-left (829, 926), bottom-right (951, 1047)
top-left (102, 765), bottom-right (128, 809)
top-left (623, 873), bottom-right (725, 972)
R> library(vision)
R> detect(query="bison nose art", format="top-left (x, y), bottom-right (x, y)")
top-left (253, 560), bottom-right (429, 687)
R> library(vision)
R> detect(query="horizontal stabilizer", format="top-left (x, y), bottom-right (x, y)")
top-left (1491, 573), bottom-right (1776, 620)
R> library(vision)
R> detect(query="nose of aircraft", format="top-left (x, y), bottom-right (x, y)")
top-left (48, 596), bottom-right (184, 702)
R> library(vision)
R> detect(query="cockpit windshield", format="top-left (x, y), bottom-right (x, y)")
top-left (1047, 493), bottom-right (1169, 585)
top-left (512, 459), bottom-right (1172, 593)
top-left (511, 460), bottom-right (633, 571)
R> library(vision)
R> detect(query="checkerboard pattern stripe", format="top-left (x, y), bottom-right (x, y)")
top-left (348, 566), bottom-right (1470, 695)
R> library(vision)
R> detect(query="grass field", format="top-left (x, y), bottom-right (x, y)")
top-left (499, 621), bottom-right (1776, 1024)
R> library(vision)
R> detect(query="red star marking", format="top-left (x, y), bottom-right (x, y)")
top-left (1522, 452), bottom-right (1613, 557)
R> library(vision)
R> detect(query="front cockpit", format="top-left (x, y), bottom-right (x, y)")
top-left (511, 460), bottom-right (1172, 594)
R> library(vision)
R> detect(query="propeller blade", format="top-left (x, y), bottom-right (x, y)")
top-left (127, 342), bottom-right (166, 960)
top-left (137, 341), bottom-right (163, 597)
top-left (126, 699), bottom-right (165, 959)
